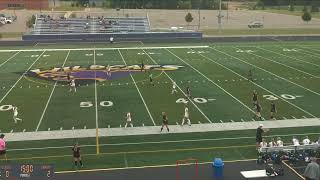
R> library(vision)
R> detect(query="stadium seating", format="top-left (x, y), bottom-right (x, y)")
top-left (31, 15), bottom-right (150, 34)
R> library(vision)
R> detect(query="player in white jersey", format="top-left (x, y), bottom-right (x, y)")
top-left (302, 136), bottom-right (311, 145)
top-left (171, 81), bottom-right (177, 94)
top-left (106, 65), bottom-right (111, 77)
top-left (124, 112), bottom-right (133, 128)
top-left (69, 79), bottom-right (76, 92)
top-left (12, 106), bottom-right (22, 123)
top-left (181, 104), bottom-right (191, 126)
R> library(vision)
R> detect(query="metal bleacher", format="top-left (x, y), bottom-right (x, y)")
top-left (31, 15), bottom-right (150, 35)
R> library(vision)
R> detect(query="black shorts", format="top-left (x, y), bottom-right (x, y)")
top-left (149, 78), bottom-right (153, 82)
top-left (73, 154), bottom-right (80, 158)
top-left (256, 137), bottom-right (262, 143)
top-left (0, 150), bottom-right (6, 155)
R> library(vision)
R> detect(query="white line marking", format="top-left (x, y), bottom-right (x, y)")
top-left (283, 117), bottom-right (287, 119)
top-left (237, 47), bottom-right (320, 78)
top-left (0, 46), bottom-right (209, 53)
top-left (94, 49), bottom-right (99, 129)
top-left (118, 49), bottom-right (156, 126)
top-left (302, 116), bottom-right (307, 119)
top-left (207, 47), bottom-right (317, 117)
top-left (36, 50), bottom-right (71, 131)
top-left (220, 120), bottom-right (224, 123)
top-left (228, 47), bottom-right (320, 95)
top-left (241, 119), bottom-right (245, 122)
top-left (10, 129), bottom-right (13, 133)
top-left (168, 48), bottom-right (255, 115)
top-left (0, 51), bottom-right (20, 68)
top-left (0, 51), bottom-right (46, 104)
top-left (23, 129), bottom-right (26, 132)
top-left (7, 130), bottom-right (320, 152)
top-left (48, 128), bottom-right (50, 131)
top-left (257, 47), bottom-right (320, 68)
top-left (143, 49), bottom-right (212, 123)
top-left (60, 127), bottom-right (63, 130)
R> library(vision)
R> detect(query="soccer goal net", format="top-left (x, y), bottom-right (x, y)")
top-left (176, 158), bottom-right (198, 180)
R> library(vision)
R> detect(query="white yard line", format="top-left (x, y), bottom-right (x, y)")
top-left (118, 49), bottom-right (156, 126)
top-left (94, 49), bottom-right (99, 130)
top-left (298, 46), bottom-right (320, 58)
top-left (0, 46), bottom-right (209, 53)
top-left (142, 49), bottom-right (212, 123)
top-left (234, 47), bottom-right (320, 79)
top-left (0, 51), bottom-right (20, 68)
top-left (166, 48), bottom-right (256, 115)
top-left (36, 50), bottom-right (71, 131)
top-left (290, 47), bottom-right (320, 61)
top-left (212, 47), bottom-right (320, 96)
top-left (0, 51), bottom-right (46, 104)
top-left (198, 50), bottom-right (317, 118)
top-left (257, 46), bottom-right (320, 68)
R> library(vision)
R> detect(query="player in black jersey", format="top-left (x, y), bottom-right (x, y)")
top-left (72, 142), bottom-right (83, 168)
top-left (160, 112), bottom-right (169, 132)
top-left (186, 86), bottom-right (191, 98)
top-left (141, 60), bottom-right (145, 72)
top-left (252, 90), bottom-right (258, 105)
top-left (67, 73), bottom-right (71, 82)
top-left (270, 102), bottom-right (276, 120)
top-left (255, 103), bottom-right (262, 120)
top-left (248, 69), bottom-right (253, 81)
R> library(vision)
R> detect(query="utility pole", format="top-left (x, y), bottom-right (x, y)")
top-left (198, 8), bottom-right (200, 31)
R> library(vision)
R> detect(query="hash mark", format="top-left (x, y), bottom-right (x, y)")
top-left (220, 120), bottom-right (224, 123)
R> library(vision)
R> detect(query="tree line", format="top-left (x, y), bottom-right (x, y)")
top-left (64, 0), bottom-right (227, 9)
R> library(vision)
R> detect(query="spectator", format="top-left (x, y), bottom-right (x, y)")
top-left (0, 134), bottom-right (7, 161)
top-left (303, 136), bottom-right (311, 145)
top-left (276, 137), bottom-right (283, 147)
top-left (292, 136), bottom-right (300, 146)
top-left (303, 157), bottom-right (320, 180)
top-left (256, 124), bottom-right (269, 150)
top-left (269, 138), bottom-right (277, 147)
top-left (260, 138), bottom-right (268, 151)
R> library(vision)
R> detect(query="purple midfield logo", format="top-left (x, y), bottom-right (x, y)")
top-left (28, 65), bottom-right (184, 82)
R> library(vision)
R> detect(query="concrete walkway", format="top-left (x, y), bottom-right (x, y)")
top-left (4, 118), bottom-right (320, 142)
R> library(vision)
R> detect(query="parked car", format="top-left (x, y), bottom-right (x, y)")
top-left (248, 21), bottom-right (264, 28)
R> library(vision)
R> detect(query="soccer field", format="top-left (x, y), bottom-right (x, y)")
top-left (0, 41), bottom-right (319, 134)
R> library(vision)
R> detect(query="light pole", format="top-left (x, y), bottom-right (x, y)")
top-left (217, 0), bottom-right (222, 31)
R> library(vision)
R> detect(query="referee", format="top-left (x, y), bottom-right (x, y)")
top-left (0, 134), bottom-right (7, 161)
top-left (256, 124), bottom-right (269, 150)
